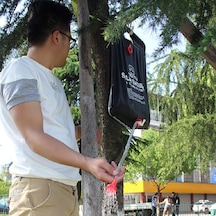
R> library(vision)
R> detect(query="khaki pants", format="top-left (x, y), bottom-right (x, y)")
top-left (9, 177), bottom-right (79, 216)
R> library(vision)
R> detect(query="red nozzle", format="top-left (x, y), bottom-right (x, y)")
top-left (105, 179), bottom-right (117, 194)
top-left (135, 118), bottom-right (145, 127)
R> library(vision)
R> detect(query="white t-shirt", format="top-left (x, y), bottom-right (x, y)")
top-left (0, 56), bottom-right (81, 186)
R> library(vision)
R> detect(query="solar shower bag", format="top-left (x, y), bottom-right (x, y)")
top-left (108, 33), bottom-right (150, 129)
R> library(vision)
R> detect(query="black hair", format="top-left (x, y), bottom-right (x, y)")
top-left (27, 0), bottom-right (73, 46)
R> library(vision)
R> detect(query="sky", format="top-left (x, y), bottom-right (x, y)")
top-left (0, 17), bottom-right (186, 166)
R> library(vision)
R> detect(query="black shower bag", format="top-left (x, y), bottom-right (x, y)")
top-left (108, 33), bottom-right (150, 129)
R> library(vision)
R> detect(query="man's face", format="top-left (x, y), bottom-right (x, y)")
top-left (58, 30), bottom-right (71, 67)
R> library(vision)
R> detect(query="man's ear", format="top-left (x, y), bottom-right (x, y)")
top-left (51, 30), bottom-right (60, 45)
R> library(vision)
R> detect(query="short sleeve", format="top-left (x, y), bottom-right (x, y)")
top-left (1, 78), bottom-right (40, 110)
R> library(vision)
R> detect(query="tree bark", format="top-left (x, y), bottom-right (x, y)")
top-left (178, 17), bottom-right (216, 70)
top-left (77, 1), bottom-right (102, 215)
top-left (88, 0), bottom-right (125, 214)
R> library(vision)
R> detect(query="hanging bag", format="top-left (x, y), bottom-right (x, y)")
top-left (108, 32), bottom-right (150, 129)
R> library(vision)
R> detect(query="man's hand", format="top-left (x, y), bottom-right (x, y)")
top-left (86, 158), bottom-right (124, 183)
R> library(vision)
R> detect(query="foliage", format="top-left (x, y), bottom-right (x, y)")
top-left (149, 48), bottom-right (216, 125)
top-left (104, 0), bottom-right (216, 57)
top-left (125, 129), bottom-right (161, 180)
top-left (70, 106), bottom-right (81, 125)
top-left (126, 128), bottom-right (179, 186)
top-left (0, 180), bottom-right (10, 195)
top-left (161, 114), bottom-right (216, 171)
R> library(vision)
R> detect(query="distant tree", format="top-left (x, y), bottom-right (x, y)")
top-left (126, 128), bottom-right (179, 185)
top-left (149, 48), bottom-right (216, 125)
top-left (0, 180), bottom-right (10, 195)
top-left (0, 163), bottom-right (11, 195)
top-left (161, 114), bottom-right (216, 171)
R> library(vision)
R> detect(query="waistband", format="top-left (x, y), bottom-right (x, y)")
top-left (13, 176), bottom-right (77, 190)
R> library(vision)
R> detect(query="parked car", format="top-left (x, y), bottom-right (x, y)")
top-left (192, 200), bottom-right (216, 214)
top-left (0, 196), bottom-right (9, 214)
top-left (210, 203), bottom-right (216, 216)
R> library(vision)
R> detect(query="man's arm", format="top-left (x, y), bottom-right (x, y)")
top-left (10, 101), bottom-right (124, 183)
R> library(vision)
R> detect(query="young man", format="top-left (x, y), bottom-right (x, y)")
top-left (0, 1), bottom-right (124, 215)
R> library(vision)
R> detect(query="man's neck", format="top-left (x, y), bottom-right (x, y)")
top-left (27, 46), bottom-right (54, 70)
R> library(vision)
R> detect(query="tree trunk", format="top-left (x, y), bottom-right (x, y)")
top-left (88, 0), bottom-right (125, 214)
top-left (78, 1), bottom-right (102, 215)
top-left (178, 17), bottom-right (216, 70)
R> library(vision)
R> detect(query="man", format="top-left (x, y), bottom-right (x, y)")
top-left (0, 1), bottom-right (124, 216)
top-left (175, 193), bottom-right (180, 215)
top-left (151, 193), bottom-right (158, 216)
top-left (171, 192), bottom-right (180, 216)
